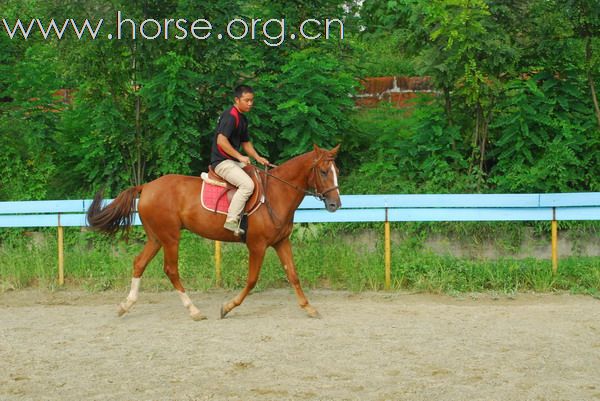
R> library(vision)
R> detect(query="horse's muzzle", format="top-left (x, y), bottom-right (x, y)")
top-left (325, 198), bottom-right (341, 213)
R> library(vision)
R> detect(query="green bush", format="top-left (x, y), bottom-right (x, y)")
top-left (1, 225), bottom-right (599, 296)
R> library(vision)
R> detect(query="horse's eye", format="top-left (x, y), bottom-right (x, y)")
top-left (320, 169), bottom-right (328, 177)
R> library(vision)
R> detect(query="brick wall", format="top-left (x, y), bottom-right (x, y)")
top-left (355, 76), bottom-right (434, 108)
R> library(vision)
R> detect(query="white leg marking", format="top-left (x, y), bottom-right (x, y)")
top-left (178, 291), bottom-right (202, 317)
top-left (120, 277), bottom-right (141, 314)
top-left (127, 277), bottom-right (141, 303)
top-left (177, 290), bottom-right (193, 308)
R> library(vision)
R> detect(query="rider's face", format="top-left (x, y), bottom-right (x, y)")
top-left (234, 92), bottom-right (254, 113)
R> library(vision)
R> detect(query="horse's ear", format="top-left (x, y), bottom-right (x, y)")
top-left (313, 144), bottom-right (321, 153)
top-left (330, 144), bottom-right (341, 156)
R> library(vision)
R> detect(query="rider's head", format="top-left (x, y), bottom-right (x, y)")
top-left (234, 85), bottom-right (254, 113)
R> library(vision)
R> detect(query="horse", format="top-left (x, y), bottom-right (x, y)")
top-left (86, 144), bottom-right (341, 320)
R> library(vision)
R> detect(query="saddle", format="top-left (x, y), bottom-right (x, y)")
top-left (200, 165), bottom-right (264, 215)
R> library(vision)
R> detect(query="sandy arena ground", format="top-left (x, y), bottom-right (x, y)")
top-left (1, 288), bottom-right (599, 401)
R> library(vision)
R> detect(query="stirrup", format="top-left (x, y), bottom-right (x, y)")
top-left (224, 220), bottom-right (245, 236)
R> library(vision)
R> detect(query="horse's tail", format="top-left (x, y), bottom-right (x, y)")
top-left (86, 186), bottom-right (143, 237)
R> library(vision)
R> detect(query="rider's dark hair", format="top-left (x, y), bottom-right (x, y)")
top-left (234, 85), bottom-right (254, 98)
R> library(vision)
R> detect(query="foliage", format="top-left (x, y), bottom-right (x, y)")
top-left (349, 0), bottom-right (600, 195)
top-left (0, 0), bottom-right (360, 199)
top-left (1, 225), bottom-right (599, 296)
top-left (342, 102), bottom-right (417, 193)
top-left (490, 71), bottom-right (600, 192)
top-left (343, 97), bottom-right (478, 194)
top-left (398, 100), bottom-right (476, 193)
top-left (55, 87), bottom-right (133, 196)
top-left (254, 48), bottom-right (356, 160)
top-left (0, 43), bottom-right (60, 200)
top-left (3, 0), bottom-right (600, 297)
top-left (3, 0), bottom-right (599, 199)
top-left (141, 52), bottom-right (203, 176)
top-left (352, 31), bottom-right (415, 77)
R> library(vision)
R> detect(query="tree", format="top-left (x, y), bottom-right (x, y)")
top-left (563, 0), bottom-right (600, 129)
top-left (1, 0), bottom-right (358, 198)
top-left (141, 52), bottom-right (203, 176)
top-left (0, 0), bottom-right (62, 200)
top-left (254, 48), bottom-right (356, 160)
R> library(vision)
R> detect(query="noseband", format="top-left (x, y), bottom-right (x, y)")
top-left (252, 155), bottom-right (339, 201)
top-left (308, 157), bottom-right (339, 202)
top-left (249, 155), bottom-right (338, 230)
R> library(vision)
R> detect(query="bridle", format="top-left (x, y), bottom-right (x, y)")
top-left (247, 154), bottom-right (339, 231)
top-left (307, 156), bottom-right (340, 202)
top-left (251, 155), bottom-right (339, 202)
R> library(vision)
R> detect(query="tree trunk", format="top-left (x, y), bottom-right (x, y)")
top-left (479, 105), bottom-right (489, 176)
top-left (131, 40), bottom-right (144, 187)
top-left (586, 36), bottom-right (600, 130)
top-left (134, 92), bottom-right (143, 186)
top-left (443, 86), bottom-right (457, 151)
top-left (444, 86), bottom-right (453, 126)
top-left (476, 102), bottom-right (487, 190)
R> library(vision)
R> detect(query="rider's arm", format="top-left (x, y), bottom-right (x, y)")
top-left (241, 141), bottom-right (269, 166)
top-left (216, 134), bottom-right (249, 163)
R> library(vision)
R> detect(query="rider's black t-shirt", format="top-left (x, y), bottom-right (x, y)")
top-left (210, 106), bottom-right (249, 168)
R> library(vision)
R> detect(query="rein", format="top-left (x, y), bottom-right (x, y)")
top-left (247, 154), bottom-right (339, 232)
top-left (250, 157), bottom-right (339, 202)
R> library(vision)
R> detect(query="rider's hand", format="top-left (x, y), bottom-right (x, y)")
top-left (238, 155), bottom-right (251, 165)
top-left (256, 156), bottom-right (270, 166)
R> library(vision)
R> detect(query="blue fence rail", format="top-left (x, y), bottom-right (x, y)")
top-left (2, 193), bottom-right (600, 227)
top-left (296, 193), bottom-right (600, 222)
top-left (2, 193), bottom-right (600, 286)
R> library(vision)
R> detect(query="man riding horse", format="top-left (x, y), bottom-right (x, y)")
top-left (86, 83), bottom-right (342, 320)
top-left (210, 85), bottom-right (269, 236)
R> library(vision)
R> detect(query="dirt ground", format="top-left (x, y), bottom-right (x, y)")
top-left (1, 288), bottom-right (599, 401)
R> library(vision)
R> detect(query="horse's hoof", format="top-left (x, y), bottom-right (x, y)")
top-left (191, 311), bottom-right (207, 321)
top-left (117, 303), bottom-right (128, 317)
top-left (220, 305), bottom-right (227, 319)
top-left (304, 305), bottom-right (321, 319)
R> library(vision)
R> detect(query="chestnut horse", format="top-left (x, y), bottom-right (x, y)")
top-left (86, 145), bottom-right (341, 320)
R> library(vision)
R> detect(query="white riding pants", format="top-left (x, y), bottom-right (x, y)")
top-left (214, 160), bottom-right (255, 221)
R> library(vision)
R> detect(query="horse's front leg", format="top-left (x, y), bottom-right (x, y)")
top-left (273, 237), bottom-right (320, 318)
top-left (220, 244), bottom-right (266, 318)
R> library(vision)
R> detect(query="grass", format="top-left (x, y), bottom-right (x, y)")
top-left (0, 225), bottom-right (599, 297)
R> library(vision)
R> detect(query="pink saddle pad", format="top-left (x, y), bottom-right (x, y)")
top-left (201, 181), bottom-right (231, 214)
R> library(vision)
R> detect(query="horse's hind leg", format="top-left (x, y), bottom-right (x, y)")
top-left (162, 241), bottom-right (207, 321)
top-left (118, 237), bottom-right (161, 317)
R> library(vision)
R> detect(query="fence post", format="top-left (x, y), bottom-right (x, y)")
top-left (57, 214), bottom-right (64, 285)
top-left (551, 208), bottom-right (558, 274)
top-left (215, 240), bottom-right (222, 287)
top-left (384, 208), bottom-right (391, 290)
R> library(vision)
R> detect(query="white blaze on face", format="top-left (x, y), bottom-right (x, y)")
top-left (331, 164), bottom-right (340, 195)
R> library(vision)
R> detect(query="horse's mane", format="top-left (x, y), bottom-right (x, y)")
top-left (270, 149), bottom-right (315, 177)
